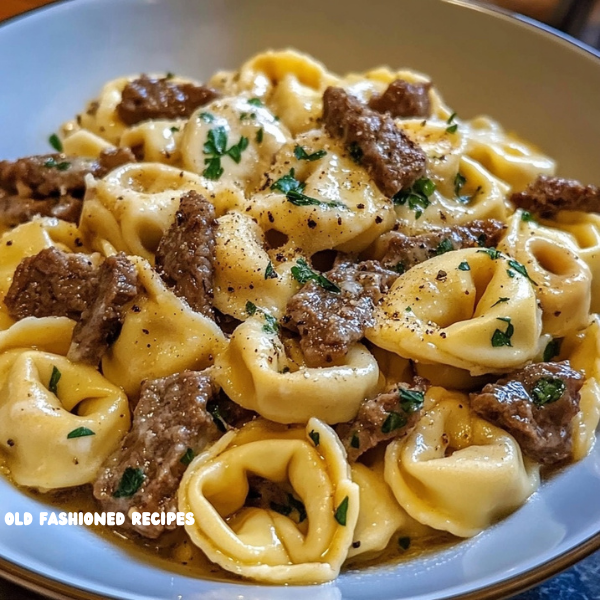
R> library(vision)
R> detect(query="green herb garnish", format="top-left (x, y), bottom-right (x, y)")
top-left (291, 258), bottom-right (341, 293)
top-left (491, 317), bottom-right (514, 347)
top-left (44, 157), bottom-right (70, 171)
top-left (248, 98), bottom-right (263, 107)
top-left (209, 404), bottom-right (228, 433)
top-left (350, 432), bottom-right (360, 449)
top-left (381, 411), bottom-right (408, 434)
top-left (309, 430), bottom-right (320, 446)
top-left (521, 211), bottom-right (535, 223)
top-left (199, 112), bottom-right (215, 123)
top-left (543, 338), bottom-right (563, 362)
top-left (113, 467), bottom-right (145, 498)
top-left (170, 126), bottom-right (180, 133)
top-left (271, 168), bottom-right (344, 209)
top-left (392, 177), bottom-right (436, 219)
top-left (348, 142), bottom-right (363, 164)
top-left (202, 126), bottom-right (249, 179)
top-left (507, 259), bottom-right (538, 285)
top-left (180, 448), bottom-right (195, 466)
top-left (458, 261), bottom-right (471, 271)
top-left (264, 261), bottom-right (277, 280)
top-left (294, 145), bottom-right (327, 162)
top-left (399, 388), bottom-right (425, 413)
top-left (67, 427), bottom-right (95, 439)
top-left (392, 262), bottom-right (406, 275)
top-left (454, 172), bottom-right (467, 197)
top-left (477, 247), bottom-right (502, 260)
top-left (49, 366), bottom-right (61, 395)
top-left (48, 133), bottom-right (63, 152)
top-left (531, 377), bottom-right (566, 406)
top-left (492, 297), bottom-right (510, 307)
top-left (246, 300), bottom-right (257, 316)
top-left (256, 127), bottom-right (264, 143)
top-left (287, 494), bottom-right (307, 523)
top-left (334, 496), bottom-right (349, 526)
top-left (436, 238), bottom-right (453, 255)
top-left (446, 112), bottom-right (458, 134)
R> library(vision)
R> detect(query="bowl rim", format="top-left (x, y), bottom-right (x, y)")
top-left (0, 0), bottom-right (599, 599)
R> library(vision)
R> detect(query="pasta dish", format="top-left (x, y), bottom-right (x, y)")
top-left (0, 50), bottom-right (599, 584)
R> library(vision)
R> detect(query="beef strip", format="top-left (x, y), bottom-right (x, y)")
top-left (4, 248), bottom-right (138, 365)
top-left (372, 219), bottom-right (507, 272)
top-left (336, 378), bottom-right (428, 462)
top-left (155, 191), bottom-right (216, 318)
top-left (67, 253), bottom-right (139, 365)
top-left (322, 86), bottom-right (427, 197)
top-left (470, 361), bottom-right (583, 465)
top-left (511, 175), bottom-right (600, 218)
top-left (208, 392), bottom-right (256, 430)
top-left (117, 75), bottom-right (220, 126)
top-left (0, 147), bottom-right (135, 226)
top-left (93, 371), bottom-right (220, 539)
top-left (286, 258), bottom-right (398, 367)
top-left (245, 475), bottom-right (306, 522)
top-left (368, 79), bottom-right (432, 119)
top-left (4, 247), bottom-right (97, 321)
top-left (0, 148), bottom-right (135, 199)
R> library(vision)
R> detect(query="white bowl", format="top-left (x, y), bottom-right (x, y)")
top-left (0, 0), bottom-right (600, 598)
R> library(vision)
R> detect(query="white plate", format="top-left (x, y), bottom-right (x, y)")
top-left (1, 0), bottom-right (600, 598)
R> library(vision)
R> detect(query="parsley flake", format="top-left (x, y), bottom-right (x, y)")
top-left (49, 366), bottom-right (61, 395)
top-left (113, 467), bottom-right (145, 498)
top-left (271, 168), bottom-right (344, 209)
top-left (170, 126), bottom-right (180, 133)
top-left (521, 211), bottom-right (535, 223)
top-left (287, 494), bottom-right (307, 523)
top-left (392, 262), bottom-right (406, 275)
top-left (392, 177), bottom-right (436, 219)
top-left (209, 404), bottom-right (228, 433)
top-left (262, 313), bottom-right (279, 335)
top-left (67, 427), bottom-right (95, 439)
top-left (381, 411), bottom-right (408, 434)
top-left (264, 261), bottom-right (277, 280)
top-left (399, 388), bottom-right (425, 413)
top-left (202, 126), bottom-right (249, 180)
top-left (544, 338), bottom-right (563, 362)
top-left (458, 261), bottom-right (471, 271)
top-left (350, 432), bottom-right (360, 449)
top-left (256, 127), bottom-right (264, 143)
top-left (199, 112), bottom-right (215, 123)
top-left (309, 430), bottom-right (320, 446)
top-left (491, 317), bottom-right (514, 347)
top-left (291, 258), bottom-right (341, 293)
top-left (508, 259), bottom-right (538, 285)
top-left (248, 98), bottom-right (264, 107)
top-left (477, 247), bottom-right (502, 260)
top-left (334, 496), bottom-right (349, 526)
top-left (165, 72), bottom-right (175, 80)
top-left (348, 142), bottom-right (363, 164)
top-left (446, 112), bottom-right (458, 133)
top-left (454, 172), bottom-right (467, 197)
top-left (492, 297), bottom-right (510, 307)
top-left (436, 238), bottom-right (454, 255)
top-left (246, 301), bottom-right (257, 316)
top-left (294, 145), bottom-right (327, 162)
top-left (180, 448), bottom-right (195, 466)
top-left (44, 157), bottom-right (70, 171)
top-left (531, 377), bottom-right (566, 406)
top-left (48, 133), bottom-right (63, 152)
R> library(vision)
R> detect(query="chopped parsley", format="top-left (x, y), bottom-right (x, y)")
top-left (454, 172), bottom-right (467, 197)
top-left (543, 338), bottom-right (563, 362)
top-left (287, 494), bottom-right (307, 523)
top-left (44, 157), bottom-right (70, 171)
top-left (170, 126), bottom-right (180, 133)
top-left (392, 177), bottom-right (436, 219)
top-left (294, 145), bottom-right (327, 162)
top-left (308, 430), bottom-right (320, 446)
top-left (492, 297), bottom-right (510, 307)
top-left (180, 448), bottom-right (195, 466)
top-left (477, 247), bottom-right (502, 260)
top-left (381, 411), bottom-right (408, 434)
top-left (256, 127), bottom-right (264, 144)
top-left (436, 238), bottom-right (454, 255)
top-left (458, 261), bottom-right (471, 271)
top-left (67, 427), bottom-right (95, 439)
top-left (446, 112), bottom-right (458, 134)
top-left (348, 142), bottom-right (363, 164)
top-left (291, 258), bottom-right (341, 293)
top-left (398, 536), bottom-right (411, 550)
top-left (392, 262), bottom-right (406, 275)
top-left (521, 211), bottom-right (535, 223)
top-left (239, 112), bottom-right (256, 121)
top-left (271, 168), bottom-right (345, 209)
top-left (245, 300), bottom-right (279, 334)
top-left (399, 388), bottom-right (425, 413)
top-left (350, 432), bottom-right (360, 449)
top-left (48, 133), bottom-right (63, 152)
top-left (246, 300), bottom-right (257, 316)
top-left (507, 269), bottom-right (516, 278)
top-left (48, 366), bottom-right (61, 395)
top-left (165, 72), bottom-right (175, 79)
top-left (531, 377), bottom-right (566, 406)
top-left (334, 496), bottom-right (349, 526)
top-left (203, 126), bottom-right (249, 180)
top-left (113, 467), bottom-right (145, 498)
top-left (264, 261), bottom-right (277, 280)
top-left (491, 317), bottom-right (514, 347)
top-left (199, 112), bottom-right (215, 123)
top-left (508, 259), bottom-right (538, 285)
top-left (248, 97), bottom-right (264, 107)
top-left (209, 404), bottom-right (228, 433)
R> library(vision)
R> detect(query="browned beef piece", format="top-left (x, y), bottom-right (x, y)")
top-left (322, 86), bottom-right (427, 197)
top-left (209, 392), bottom-right (256, 430)
top-left (470, 361), bottom-right (583, 465)
top-left (336, 378), bottom-right (428, 461)
top-left (373, 219), bottom-right (506, 272)
top-left (93, 371), bottom-right (220, 539)
top-left (0, 194), bottom-right (82, 227)
top-left (286, 259), bottom-right (398, 367)
top-left (245, 476), bottom-right (306, 522)
top-left (155, 191), bottom-right (216, 318)
top-left (116, 75), bottom-right (220, 126)
top-left (3, 247), bottom-right (97, 321)
top-left (368, 79), bottom-right (432, 119)
top-left (511, 175), bottom-right (600, 218)
top-left (67, 253), bottom-right (139, 365)
top-left (0, 148), bottom-right (135, 199)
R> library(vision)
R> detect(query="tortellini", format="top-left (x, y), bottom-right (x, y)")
top-left (499, 211), bottom-right (591, 337)
top-left (384, 388), bottom-right (540, 537)
top-left (102, 257), bottom-right (227, 397)
top-left (214, 318), bottom-right (379, 424)
top-left (179, 418), bottom-right (359, 583)
top-left (368, 247), bottom-right (543, 375)
top-left (0, 351), bottom-right (130, 490)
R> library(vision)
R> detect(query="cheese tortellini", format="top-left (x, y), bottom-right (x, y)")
top-left (179, 418), bottom-right (359, 583)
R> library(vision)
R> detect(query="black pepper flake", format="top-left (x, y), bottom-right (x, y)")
top-left (131, 305), bottom-right (141, 313)
top-left (6, 241), bottom-right (13, 246)
top-left (356, 203), bottom-right (365, 209)
top-left (142, 329), bottom-right (149, 335)
top-left (352, 541), bottom-right (361, 549)
top-left (307, 219), bottom-right (317, 229)
top-left (7, 439), bottom-right (14, 447)
top-left (375, 216), bottom-right (383, 224)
